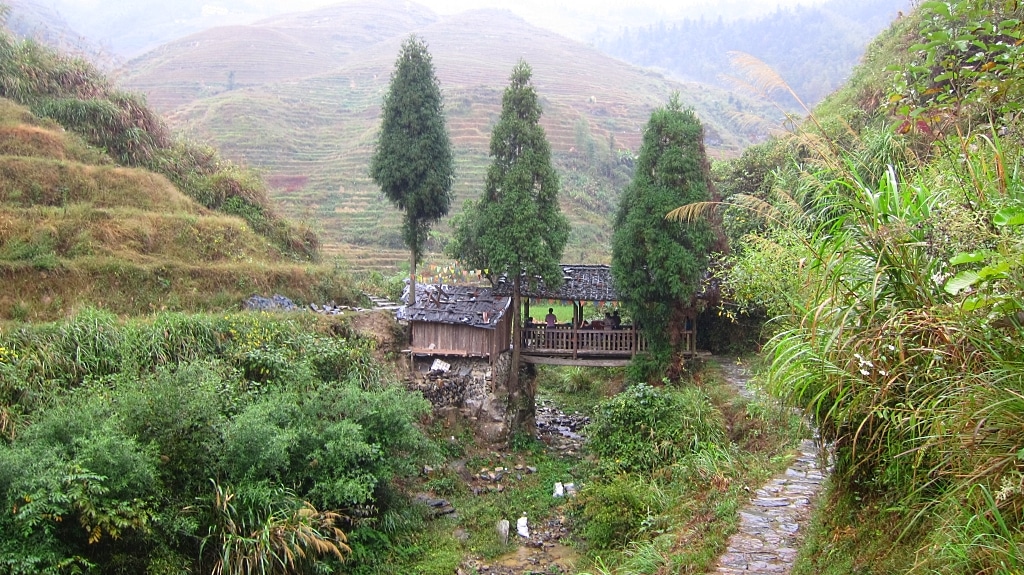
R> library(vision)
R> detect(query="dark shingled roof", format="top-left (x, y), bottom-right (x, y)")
top-left (494, 264), bottom-right (620, 302)
top-left (396, 284), bottom-right (510, 329)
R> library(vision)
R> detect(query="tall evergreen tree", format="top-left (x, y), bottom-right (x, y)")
top-left (611, 95), bottom-right (715, 378)
top-left (370, 36), bottom-right (454, 305)
top-left (447, 60), bottom-right (569, 433)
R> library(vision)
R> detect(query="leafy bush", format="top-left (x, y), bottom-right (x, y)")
top-left (0, 309), bottom-right (432, 573)
top-left (586, 383), bottom-right (726, 474)
top-left (113, 363), bottom-right (228, 493)
top-left (575, 475), bottom-right (661, 549)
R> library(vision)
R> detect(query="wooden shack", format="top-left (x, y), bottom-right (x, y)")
top-left (397, 284), bottom-right (511, 361)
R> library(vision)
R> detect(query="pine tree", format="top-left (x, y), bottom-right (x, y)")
top-left (447, 60), bottom-right (569, 433)
top-left (370, 36), bottom-right (454, 305)
top-left (611, 95), bottom-right (715, 378)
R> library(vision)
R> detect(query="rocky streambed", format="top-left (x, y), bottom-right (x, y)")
top-left (450, 400), bottom-right (588, 575)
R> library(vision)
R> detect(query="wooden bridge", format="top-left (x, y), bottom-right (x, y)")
top-left (519, 325), bottom-right (695, 367)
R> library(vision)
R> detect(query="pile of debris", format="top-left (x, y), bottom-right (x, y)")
top-left (243, 294), bottom-right (300, 311)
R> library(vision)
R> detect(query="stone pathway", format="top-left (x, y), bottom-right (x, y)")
top-left (713, 359), bottom-right (827, 575)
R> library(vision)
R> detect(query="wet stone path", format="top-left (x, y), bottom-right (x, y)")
top-left (714, 359), bottom-right (827, 575)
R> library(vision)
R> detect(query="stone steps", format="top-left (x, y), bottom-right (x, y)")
top-left (713, 359), bottom-right (828, 575)
top-left (364, 293), bottom-right (402, 310)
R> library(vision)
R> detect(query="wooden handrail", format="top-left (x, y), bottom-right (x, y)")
top-left (519, 325), bottom-right (692, 356)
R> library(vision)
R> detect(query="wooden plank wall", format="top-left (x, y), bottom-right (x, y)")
top-left (412, 318), bottom-right (512, 356)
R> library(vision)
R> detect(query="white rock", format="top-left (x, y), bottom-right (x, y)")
top-left (553, 482), bottom-right (564, 497)
top-left (517, 515), bottom-right (529, 538)
top-left (496, 519), bottom-right (510, 545)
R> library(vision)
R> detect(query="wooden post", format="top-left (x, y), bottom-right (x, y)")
top-left (572, 300), bottom-right (579, 360)
top-left (692, 312), bottom-right (697, 354)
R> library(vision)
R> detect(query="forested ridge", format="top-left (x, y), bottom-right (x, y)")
top-left (596, 0), bottom-right (913, 106)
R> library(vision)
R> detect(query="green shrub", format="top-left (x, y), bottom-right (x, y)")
top-left (219, 397), bottom-right (297, 482)
top-left (113, 363), bottom-right (229, 493)
top-left (557, 366), bottom-right (592, 393)
top-left (576, 475), bottom-right (660, 549)
top-left (586, 383), bottom-right (726, 474)
top-left (0, 309), bottom-right (432, 573)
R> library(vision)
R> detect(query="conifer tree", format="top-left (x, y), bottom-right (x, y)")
top-left (371, 36), bottom-right (454, 305)
top-left (447, 60), bottom-right (569, 433)
top-left (611, 95), bottom-right (715, 378)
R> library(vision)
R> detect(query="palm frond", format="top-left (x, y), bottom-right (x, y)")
top-left (667, 194), bottom-right (793, 228)
top-left (665, 201), bottom-right (722, 223)
top-left (727, 109), bottom-right (786, 137)
top-left (727, 51), bottom-right (810, 115)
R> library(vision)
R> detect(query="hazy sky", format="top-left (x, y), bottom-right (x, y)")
top-left (40, 0), bottom-right (836, 53)
top-left (52, 0), bottom-right (835, 32)
top-left (291, 0), bottom-right (835, 40)
top-left (289, 0), bottom-right (830, 16)
top-left (305, 0), bottom-right (831, 32)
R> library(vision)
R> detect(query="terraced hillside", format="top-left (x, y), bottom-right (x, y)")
top-left (121, 0), bottom-right (782, 265)
top-left (0, 98), bottom-right (356, 320)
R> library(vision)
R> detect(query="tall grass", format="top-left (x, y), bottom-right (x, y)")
top-left (727, 111), bottom-right (1024, 574)
top-left (679, 7), bottom-right (1024, 569)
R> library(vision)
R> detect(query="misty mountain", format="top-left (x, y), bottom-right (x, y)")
top-left (119, 0), bottom-right (783, 264)
top-left (595, 0), bottom-right (913, 106)
top-left (1, 0), bottom-right (106, 60)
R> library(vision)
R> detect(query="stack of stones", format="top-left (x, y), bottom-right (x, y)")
top-left (243, 294), bottom-right (300, 311)
top-left (408, 368), bottom-right (469, 408)
top-left (242, 294), bottom-right (364, 315)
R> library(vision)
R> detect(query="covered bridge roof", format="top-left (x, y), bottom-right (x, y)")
top-left (494, 264), bottom-right (620, 302)
top-left (396, 284), bottom-right (510, 329)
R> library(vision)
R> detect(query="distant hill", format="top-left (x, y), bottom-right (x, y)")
top-left (594, 0), bottom-right (913, 107)
top-left (121, 0), bottom-right (439, 112)
top-left (0, 19), bottom-right (360, 320)
top-left (121, 0), bottom-right (784, 266)
top-left (1, 0), bottom-right (106, 60)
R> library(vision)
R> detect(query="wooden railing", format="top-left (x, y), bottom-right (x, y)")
top-left (521, 325), bottom-right (674, 358)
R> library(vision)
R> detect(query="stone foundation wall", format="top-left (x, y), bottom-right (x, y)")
top-left (407, 352), bottom-right (512, 443)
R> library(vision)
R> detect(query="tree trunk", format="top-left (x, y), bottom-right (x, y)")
top-left (409, 250), bottom-right (416, 306)
top-left (666, 303), bottom-right (690, 380)
top-left (507, 275), bottom-right (535, 437)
